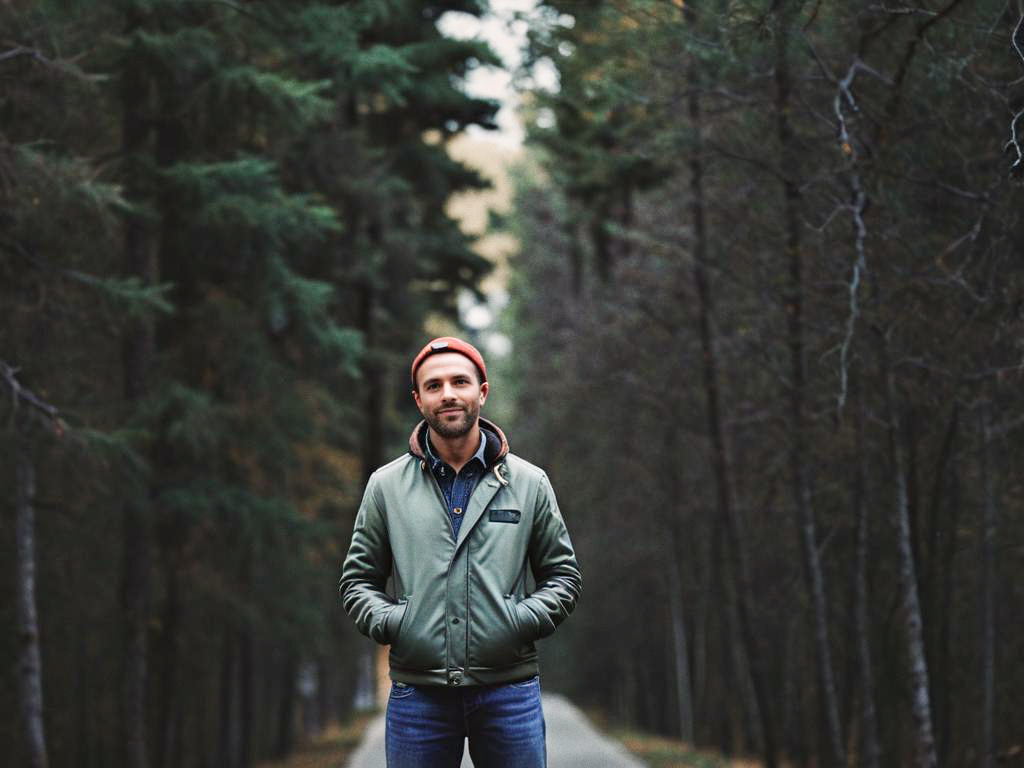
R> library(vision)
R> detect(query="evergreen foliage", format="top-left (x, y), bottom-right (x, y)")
top-left (1, 0), bottom-right (497, 765)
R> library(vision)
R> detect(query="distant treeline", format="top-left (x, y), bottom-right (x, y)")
top-left (1, 1), bottom-right (498, 767)
top-left (509, 1), bottom-right (1023, 767)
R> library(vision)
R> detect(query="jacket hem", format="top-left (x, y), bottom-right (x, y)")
top-left (389, 659), bottom-right (539, 687)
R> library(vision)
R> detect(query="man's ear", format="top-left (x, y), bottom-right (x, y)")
top-left (412, 387), bottom-right (422, 410)
top-left (478, 380), bottom-right (489, 406)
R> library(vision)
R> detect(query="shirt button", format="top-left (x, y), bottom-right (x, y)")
top-left (452, 618), bottom-right (460, 624)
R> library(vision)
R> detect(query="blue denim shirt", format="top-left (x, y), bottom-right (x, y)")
top-left (425, 430), bottom-right (489, 540)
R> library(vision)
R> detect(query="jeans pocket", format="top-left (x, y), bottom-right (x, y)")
top-left (509, 675), bottom-right (540, 689)
top-left (390, 681), bottom-right (416, 699)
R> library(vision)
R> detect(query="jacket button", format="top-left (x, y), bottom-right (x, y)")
top-left (451, 617), bottom-right (460, 624)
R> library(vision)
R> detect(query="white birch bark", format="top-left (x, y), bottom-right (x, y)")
top-left (979, 404), bottom-right (997, 768)
top-left (880, 342), bottom-right (937, 768)
top-left (16, 415), bottom-right (50, 768)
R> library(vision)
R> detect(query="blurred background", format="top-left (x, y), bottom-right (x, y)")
top-left (2, 1), bottom-right (1023, 767)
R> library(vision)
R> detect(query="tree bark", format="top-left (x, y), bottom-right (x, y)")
top-left (772, 5), bottom-right (845, 766)
top-left (936, 463), bottom-right (959, 764)
top-left (275, 653), bottom-right (297, 759)
top-left (218, 629), bottom-right (236, 768)
top-left (667, 524), bottom-right (695, 743)
top-left (877, 334), bottom-right (938, 768)
top-left (923, 406), bottom-right (957, 767)
top-left (239, 625), bottom-right (255, 768)
top-left (15, 413), bottom-right (49, 768)
top-left (685, 6), bottom-right (777, 760)
top-left (853, 376), bottom-right (880, 768)
top-left (156, 560), bottom-right (181, 768)
top-left (120, 7), bottom-right (154, 766)
top-left (979, 403), bottom-right (997, 768)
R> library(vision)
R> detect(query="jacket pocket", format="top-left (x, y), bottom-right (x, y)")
top-left (471, 594), bottom-right (531, 668)
top-left (384, 597), bottom-right (410, 645)
top-left (503, 595), bottom-right (523, 639)
top-left (507, 595), bottom-right (540, 644)
top-left (389, 594), bottom-right (444, 669)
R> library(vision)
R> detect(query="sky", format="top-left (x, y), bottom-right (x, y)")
top-left (435, 0), bottom-right (564, 354)
top-left (437, 0), bottom-right (558, 146)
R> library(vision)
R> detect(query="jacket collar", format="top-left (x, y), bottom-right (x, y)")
top-left (408, 417), bottom-right (510, 468)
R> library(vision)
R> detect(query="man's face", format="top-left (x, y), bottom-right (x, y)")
top-left (413, 352), bottom-right (489, 439)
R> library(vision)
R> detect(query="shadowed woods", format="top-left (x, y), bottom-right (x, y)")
top-left (3, 1), bottom-right (1024, 768)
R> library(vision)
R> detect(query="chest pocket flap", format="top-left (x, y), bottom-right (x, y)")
top-left (488, 508), bottom-right (521, 524)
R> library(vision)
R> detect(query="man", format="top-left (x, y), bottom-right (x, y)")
top-left (339, 336), bottom-right (582, 767)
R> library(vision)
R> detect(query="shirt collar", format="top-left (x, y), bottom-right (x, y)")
top-left (425, 428), bottom-right (488, 472)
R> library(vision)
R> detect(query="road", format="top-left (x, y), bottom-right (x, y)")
top-left (346, 693), bottom-right (645, 768)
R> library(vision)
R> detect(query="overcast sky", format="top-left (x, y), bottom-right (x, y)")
top-left (438, 0), bottom-right (557, 146)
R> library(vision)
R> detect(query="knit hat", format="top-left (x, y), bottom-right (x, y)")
top-left (410, 337), bottom-right (487, 388)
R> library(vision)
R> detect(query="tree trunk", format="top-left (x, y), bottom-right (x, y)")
top-left (567, 218), bottom-right (584, 297)
top-left (238, 547), bottom-right (256, 768)
top-left (120, 9), bottom-right (154, 765)
top-left (923, 406), bottom-right (957, 767)
top-left (978, 404), bottom-right (997, 768)
top-left (936, 464), bottom-right (959, 764)
top-left (772, 5), bottom-right (845, 765)
top-left (667, 524), bottom-right (695, 743)
top-left (782, 616), bottom-right (807, 768)
top-left (685, 5), bottom-right (777, 762)
top-left (15, 414), bottom-right (49, 768)
top-left (591, 200), bottom-right (612, 283)
top-left (853, 377), bottom-right (880, 768)
top-left (77, 631), bottom-right (89, 768)
top-left (877, 334), bottom-right (938, 768)
top-left (218, 628), bottom-right (237, 768)
top-left (156, 560), bottom-right (181, 768)
top-left (239, 626), bottom-right (255, 768)
top-left (275, 653), bottom-right (297, 759)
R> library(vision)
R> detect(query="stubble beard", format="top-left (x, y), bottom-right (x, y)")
top-left (426, 403), bottom-right (479, 439)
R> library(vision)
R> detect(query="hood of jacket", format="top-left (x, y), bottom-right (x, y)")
top-left (407, 416), bottom-right (510, 468)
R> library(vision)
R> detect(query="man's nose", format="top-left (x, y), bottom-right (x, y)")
top-left (441, 382), bottom-right (457, 399)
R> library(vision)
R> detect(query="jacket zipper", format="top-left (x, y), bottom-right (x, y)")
top-left (423, 461), bottom-right (503, 678)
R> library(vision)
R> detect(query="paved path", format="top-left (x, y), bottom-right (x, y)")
top-left (346, 693), bottom-right (645, 768)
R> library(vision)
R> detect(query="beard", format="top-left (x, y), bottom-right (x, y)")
top-left (425, 401), bottom-right (480, 439)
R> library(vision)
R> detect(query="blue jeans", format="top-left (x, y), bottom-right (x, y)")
top-left (385, 676), bottom-right (546, 767)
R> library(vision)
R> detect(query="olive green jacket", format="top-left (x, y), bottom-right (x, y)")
top-left (339, 418), bottom-right (582, 687)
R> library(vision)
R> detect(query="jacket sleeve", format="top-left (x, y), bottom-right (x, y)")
top-left (515, 471), bottom-right (582, 640)
top-left (338, 472), bottom-right (402, 644)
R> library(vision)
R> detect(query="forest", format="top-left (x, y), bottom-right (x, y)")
top-left (2, 1), bottom-right (1023, 768)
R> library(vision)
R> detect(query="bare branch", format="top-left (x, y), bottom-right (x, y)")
top-left (1006, 14), bottom-right (1024, 181)
top-left (832, 60), bottom-right (888, 414)
top-left (705, 140), bottom-right (787, 182)
top-left (0, 44), bottom-right (96, 83)
top-left (1, 361), bottom-right (63, 437)
top-left (868, 4), bottom-right (938, 17)
top-left (0, 46), bottom-right (53, 65)
top-left (883, 0), bottom-right (971, 128)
